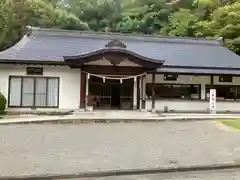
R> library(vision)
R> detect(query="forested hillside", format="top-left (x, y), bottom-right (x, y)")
top-left (0, 0), bottom-right (239, 54)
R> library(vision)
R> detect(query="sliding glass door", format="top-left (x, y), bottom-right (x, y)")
top-left (9, 76), bottom-right (59, 108)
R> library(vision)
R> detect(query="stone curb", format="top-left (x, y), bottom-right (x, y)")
top-left (1, 163), bottom-right (240, 180)
top-left (0, 116), bottom-right (240, 125)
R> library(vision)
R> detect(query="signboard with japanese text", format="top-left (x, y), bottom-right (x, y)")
top-left (209, 89), bottom-right (216, 113)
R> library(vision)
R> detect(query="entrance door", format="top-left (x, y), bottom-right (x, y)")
top-left (88, 77), bottom-right (133, 110)
top-left (120, 79), bottom-right (133, 110)
top-left (111, 84), bottom-right (121, 109)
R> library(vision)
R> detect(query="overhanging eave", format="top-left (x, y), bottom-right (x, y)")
top-left (63, 48), bottom-right (164, 68)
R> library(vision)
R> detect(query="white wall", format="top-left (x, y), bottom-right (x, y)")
top-left (0, 64), bottom-right (81, 110)
top-left (146, 100), bottom-right (240, 112)
top-left (146, 74), bottom-right (240, 112)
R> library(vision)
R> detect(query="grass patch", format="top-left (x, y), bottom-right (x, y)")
top-left (220, 119), bottom-right (240, 130)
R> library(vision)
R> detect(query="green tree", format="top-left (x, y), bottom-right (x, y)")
top-left (0, 0), bottom-right (27, 50)
top-left (25, 0), bottom-right (89, 29)
top-left (0, 0), bottom-right (239, 54)
top-left (25, 0), bottom-right (56, 28)
top-left (161, 9), bottom-right (198, 36)
top-left (193, 0), bottom-right (224, 19)
top-left (0, 0), bottom-right (89, 51)
top-left (59, 0), bottom-right (121, 31)
top-left (116, 0), bottom-right (172, 34)
top-left (194, 2), bottom-right (240, 53)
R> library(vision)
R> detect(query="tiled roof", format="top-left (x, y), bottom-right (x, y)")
top-left (0, 26), bottom-right (239, 68)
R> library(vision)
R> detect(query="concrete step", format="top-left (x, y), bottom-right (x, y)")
top-left (73, 110), bottom-right (158, 117)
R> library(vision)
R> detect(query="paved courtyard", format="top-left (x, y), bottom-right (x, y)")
top-left (1, 121), bottom-right (240, 177)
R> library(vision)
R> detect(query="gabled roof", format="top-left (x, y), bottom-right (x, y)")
top-left (0, 26), bottom-right (239, 69)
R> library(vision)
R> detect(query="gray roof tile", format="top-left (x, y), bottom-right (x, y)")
top-left (0, 27), bottom-right (239, 68)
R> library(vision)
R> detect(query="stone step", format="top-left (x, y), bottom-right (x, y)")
top-left (72, 110), bottom-right (158, 117)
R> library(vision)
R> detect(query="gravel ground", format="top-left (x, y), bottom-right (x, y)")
top-left (0, 121), bottom-right (240, 176)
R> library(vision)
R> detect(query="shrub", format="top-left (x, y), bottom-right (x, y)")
top-left (0, 92), bottom-right (7, 114)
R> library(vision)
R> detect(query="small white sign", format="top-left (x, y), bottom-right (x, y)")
top-left (209, 89), bottom-right (216, 113)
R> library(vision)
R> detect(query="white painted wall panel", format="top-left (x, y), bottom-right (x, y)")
top-left (0, 64), bottom-right (81, 110)
top-left (146, 100), bottom-right (240, 112)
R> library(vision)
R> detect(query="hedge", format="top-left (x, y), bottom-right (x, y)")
top-left (0, 92), bottom-right (6, 114)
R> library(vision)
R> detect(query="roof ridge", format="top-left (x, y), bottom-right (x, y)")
top-left (27, 26), bottom-right (222, 46)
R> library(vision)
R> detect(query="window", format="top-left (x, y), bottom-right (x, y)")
top-left (163, 74), bottom-right (178, 81)
top-left (206, 85), bottom-right (240, 100)
top-left (146, 83), bottom-right (201, 100)
top-left (219, 75), bottom-right (233, 83)
top-left (9, 76), bottom-right (59, 108)
top-left (26, 67), bottom-right (43, 75)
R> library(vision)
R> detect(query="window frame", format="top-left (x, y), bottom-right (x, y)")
top-left (219, 75), bottom-right (233, 83)
top-left (205, 84), bottom-right (240, 101)
top-left (163, 74), bottom-right (178, 81)
top-left (146, 83), bottom-right (201, 100)
top-left (26, 67), bottom-right (43, 75)
top-left (8, 76), bottom-right (60, 108)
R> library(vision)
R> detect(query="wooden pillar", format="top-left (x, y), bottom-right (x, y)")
top-left (142, 74), bottom-right (146, 110)
top-left (136, 77), bottom-right (140, 109)
top-left (200, 83), bottom-right (206, 100)
top-left (210, 75), bottom-right (214, 85)
top-left (151, 73), bottom-right (156, 112)
top-left (85, 73), bottom-right (89, 111)
top-left (133, 77), bottom-right (137, 110)
top-left (139, 76), bottom-right (143, 110)
top-left (80, 71), bottom-right (86, 108)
